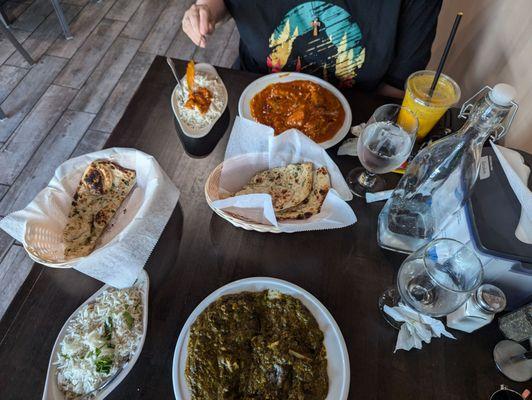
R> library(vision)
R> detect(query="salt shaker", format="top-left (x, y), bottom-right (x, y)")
top-left (447, 284), bottom-right (507, 333)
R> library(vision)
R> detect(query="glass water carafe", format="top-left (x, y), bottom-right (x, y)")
top-left (378, 84), bottom-right (518, 254)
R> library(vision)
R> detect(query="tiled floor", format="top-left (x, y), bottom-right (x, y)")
top-left (0, 0), bottom-right (239, 319)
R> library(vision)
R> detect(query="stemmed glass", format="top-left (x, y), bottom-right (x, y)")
top-left (346, 104), bottom-right (418, 197)
top-left (379, 238), bottom-right (484, 329)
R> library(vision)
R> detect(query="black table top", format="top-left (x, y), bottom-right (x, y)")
top-left (0, 56), bottom-right (528, 400)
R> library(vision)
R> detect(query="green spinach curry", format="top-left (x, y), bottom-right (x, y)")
top-left (186, 290), bottom-right (329, 399)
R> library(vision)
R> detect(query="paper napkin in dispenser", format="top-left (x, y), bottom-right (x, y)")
top-left (490, 142), bottom-right (532, 244)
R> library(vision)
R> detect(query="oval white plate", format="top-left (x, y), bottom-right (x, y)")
top-left (172, 277), bottom-right (350, 400)
top-left (171, 63), bottom-right (228, 139)
top-left (42, 270), bottom-right (149, 400)
top-left (238, 72), bottom-right (352, 149)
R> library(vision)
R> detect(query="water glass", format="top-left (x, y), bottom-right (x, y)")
top-left (379, 238), bottom-right (484, 329)
top-left (346, 104), bottom-right (418, 197)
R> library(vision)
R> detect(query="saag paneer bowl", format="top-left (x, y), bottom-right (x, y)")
top-left (172, 277), bottom-right (350, 400)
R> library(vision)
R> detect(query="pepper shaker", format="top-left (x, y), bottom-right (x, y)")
top-left (447, 284), bottom-right (506, 333)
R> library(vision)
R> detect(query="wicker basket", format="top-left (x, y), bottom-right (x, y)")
top-left (204, 161), bottom-right (282, 233)
top-left (24, 222), bottom-right (78, 268)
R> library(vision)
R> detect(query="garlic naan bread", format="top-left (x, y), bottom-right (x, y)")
top-left (235, 162), bottom-right (313, 211)
top-left (276, 166), bottom-right (330, 220)
top-left (63, 160), bottom-right (136, 258)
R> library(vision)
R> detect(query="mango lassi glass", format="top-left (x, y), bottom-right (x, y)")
top-left (399, 70), bottom-right (461, 141)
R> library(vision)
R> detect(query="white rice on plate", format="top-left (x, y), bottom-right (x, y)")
top-left (54, 286), bottom-right (143, 399)
top-left (176, 71), bottom-right (225, 130)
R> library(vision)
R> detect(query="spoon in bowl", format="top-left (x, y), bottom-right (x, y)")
top-left (166, 56), bottom-right (185, 100)
top-left (74, 361), bottom-right (128, 400)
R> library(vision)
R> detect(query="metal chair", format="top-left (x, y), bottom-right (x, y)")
top-left (0, 3), bottom-right (8, 24)
top-left (0, 13), bottom-right (34, 65)
top-left (0, 0), bottom-right (72, 40)
top-left (49, 0), bottom-right (73, 40)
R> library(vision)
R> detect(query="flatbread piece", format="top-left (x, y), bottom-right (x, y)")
top-left (63, 160), bottom-right (136, 258)
top-left (276, 166), bottom-right (330, 220)
top-left (235, 162), bottom-right (313, 211)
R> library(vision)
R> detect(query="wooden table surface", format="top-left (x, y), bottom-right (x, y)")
top-left (0, 56), bottom-right (528, 400)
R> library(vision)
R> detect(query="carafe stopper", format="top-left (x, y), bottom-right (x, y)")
top-left (459, 84), bottom-right (519, 141)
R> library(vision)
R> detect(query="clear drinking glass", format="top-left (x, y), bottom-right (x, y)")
top-left (379, 238), bottom-right (484, 329)
top-left (378, 85), bottom-right (517, 254)
top-left (346, 104), bottom-right (418, 197)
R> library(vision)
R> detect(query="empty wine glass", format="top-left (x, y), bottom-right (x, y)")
top-left (379, 238), bottom-right (484, 329)
top-left (347, 104), bottom-right (418, 197)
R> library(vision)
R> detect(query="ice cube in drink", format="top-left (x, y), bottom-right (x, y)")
top-left (357, 121), bottom-right (413, 174)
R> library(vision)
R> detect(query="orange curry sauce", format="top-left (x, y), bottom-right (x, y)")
top-left (184, 59), bottom-right (213, 115)
top-left (185, 86), bottom-right (213, 115)
top-left (250, 80), bottom-right (345, 143)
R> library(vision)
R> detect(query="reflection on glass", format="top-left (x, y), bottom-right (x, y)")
top-left (346, 104), bottom-right (418, 197)
top-left (379, 238), bottom-right (484, 329)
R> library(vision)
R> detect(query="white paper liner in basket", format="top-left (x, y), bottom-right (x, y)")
top-left (0, 148), bottom-right (180, 288)
top-left (210, 117), bottom-right (356, 232)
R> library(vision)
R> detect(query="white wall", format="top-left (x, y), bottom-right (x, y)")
top-left (429, 0), bottom-right (532, 153)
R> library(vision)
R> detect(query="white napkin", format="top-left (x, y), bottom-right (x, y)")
top-left (365, 190), bottom-right (393, 203)
top-left (384, 304), bottom-right (456, 352)
top-left (490, 141), bottom-right (532, 244)
top-left (0, 148), bottom-right (180, 288)
top-left (336, 123), bottom-right (365, 157)
top-left (350, 123), bottom-right (366, 137)
top-left (212, 117), bottom-right (356, 232)
top-left (337, 138), bottom-right (358, 156)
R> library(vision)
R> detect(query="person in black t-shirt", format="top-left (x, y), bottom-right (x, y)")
top-left (182, 0), bottom-right (443, 97)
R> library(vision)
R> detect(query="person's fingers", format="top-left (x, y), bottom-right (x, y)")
top-left (182, 16), bottom-right (200, 45)
top-left (198, 6), bottom-right (213, 36)
top-left (182, 4), bottom-right (215, 48)
top-left (182, 7), bottom-right (202, 46)
top-left (187, 6), bottom-right (202, 38)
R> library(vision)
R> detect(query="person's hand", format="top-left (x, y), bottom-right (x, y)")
top-left (182, 4), bottom-right (215, 48)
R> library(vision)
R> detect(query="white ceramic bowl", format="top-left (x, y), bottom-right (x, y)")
top-left (171, 63), bottom-right (228, 138)
top-left (42, 270), bottom-right (149, 400)
top-left (172, 277), bottom-right (350, 400)
top-left (238, 72), bottom-right (352, 149)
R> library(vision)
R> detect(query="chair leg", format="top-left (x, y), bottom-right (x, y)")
top-left (0, 5), bottom-right (11, 25)
top-left (0, 15), bottom-right (35, 65)
top-left (0, 106), bottom-right (6, 121)
top-left (50, 0), bottom-right (73, 40)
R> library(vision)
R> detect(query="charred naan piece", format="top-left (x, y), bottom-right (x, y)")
top-left (63, 160), bottom-right (136, 258)
top-left (235, 163), bottom-right (313, 212)
top-left (276, 166), bottom-right (330, 220)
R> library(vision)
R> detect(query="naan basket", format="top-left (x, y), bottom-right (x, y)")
top-left (0, 148), bottom-right (180, 289)
top-left (24, 223), bottom-right (76, 268)
top-left (204, 161), bottom-right (282, 233)
top-left (20, 158), bottom-right (141, 268)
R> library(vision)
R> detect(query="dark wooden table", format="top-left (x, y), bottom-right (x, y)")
top-left (0, 56), bottom-right (528, 400)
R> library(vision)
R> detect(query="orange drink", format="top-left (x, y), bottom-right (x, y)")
top-left (398, 70), bottom-right (460, 140)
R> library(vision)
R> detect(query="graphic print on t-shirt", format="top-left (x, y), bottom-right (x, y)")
top-left (267, 1), bottom-right (366, 87)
